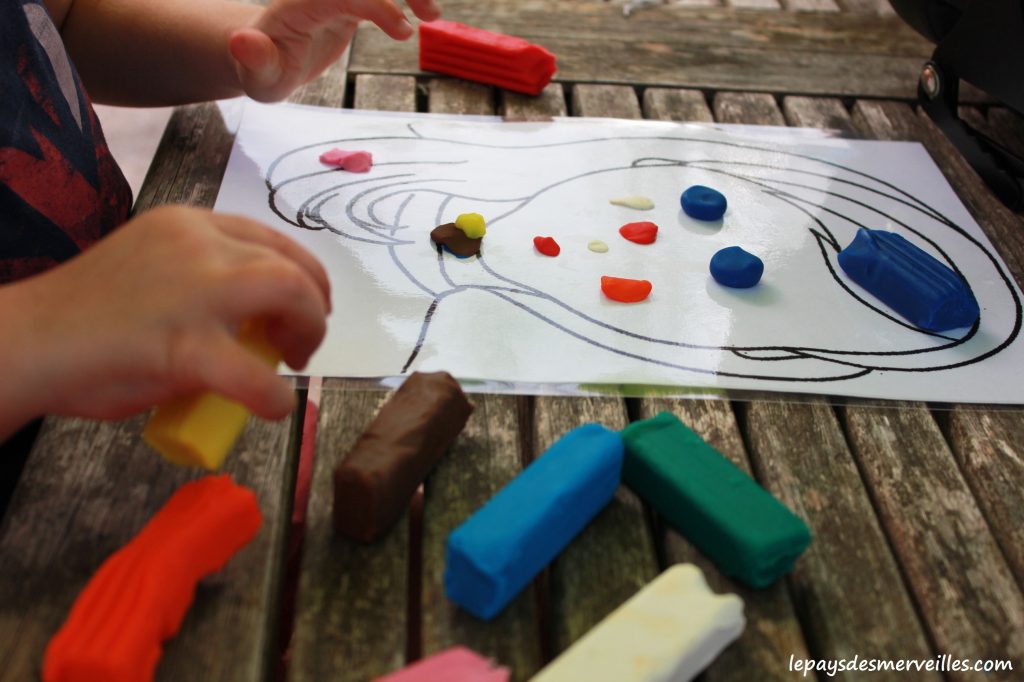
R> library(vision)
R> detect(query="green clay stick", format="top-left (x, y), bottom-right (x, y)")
top-left (621, 412), bottom-right (811, 588)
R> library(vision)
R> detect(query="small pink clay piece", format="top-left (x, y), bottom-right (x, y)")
top-left (372, 646), bottom-right (510, 682)
top-left (319, 148), bottom-right (373, 172)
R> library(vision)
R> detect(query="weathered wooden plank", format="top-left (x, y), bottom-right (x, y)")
top-left (838, 0), bottom-right (895, 15)
top-left (635, 80), bottom-right (813, 680)
top-left (354, 74), bottom-right (418, 112)
top-left (642, 87), bottom-right (713, 122)
top-left (776, 104), bottom-right (1022, 676)
top-left (850, 99), bottom-right (1024, 595)
top-left (290, 384), bottom-right (407, 681)
top-left (0, 412), bottom-right (299, 682)
top-left (288, 56), bottom-right (349, 108)
top-left (842, 402), bottom-right (1024, 678)
top-left (782, 96), bottom-right (857, 134)
top-left (502, 83), bottom-right (568, 119)
top-left (727, 0), bottom-right (781, 10)
top-left (350, 2), bottom-right (937, 99)
top-left (427, 78), bottom-right (496, 115)
top-left (945, 408), bottom-right (1024, 589)
top-left (134, 102), bottom-right (236, 211)
top-left (417, 77), bottom-right (543, 682)
top-left (634, 399), bottom-right (810, 682)
top-left (420, 395), bottom-right (543, 681)
top-left (985, 107), bottom-right (1024, 166)
top-left (782, 0), bottom-right (839, 12)
top-left (721, 94), bottom-right (938, 674)
top-left (714, 92), bottom-right (786, 126)
top-left (533, 397), bottom-right (658, 656)
top-left (740, 399), bottom-right (939, 677)
top-left (528, 65), bottom-right (656, 654)
top-left (290, 72), bottom-right (420, 682)
top-left (572, 84), bottom-right (642, 119)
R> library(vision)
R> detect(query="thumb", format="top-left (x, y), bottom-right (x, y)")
top-left (229, 28), bottom-right (285, 101)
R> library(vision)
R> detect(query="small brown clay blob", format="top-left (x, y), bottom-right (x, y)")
top-left (333, 371), bottom-right (474, 542)
top-left (431, 222), bottom-right (482, 258)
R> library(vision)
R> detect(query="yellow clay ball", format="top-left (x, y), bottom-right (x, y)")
top-left (455, 212), bottom-right (486, 239)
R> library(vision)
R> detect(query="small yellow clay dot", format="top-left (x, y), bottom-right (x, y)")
top-left (455, 212), bottom-right (486, 238)
top-left (609, 196), bottom-right (654, 210)
top-left (588, 240), bottom-right (609, 253)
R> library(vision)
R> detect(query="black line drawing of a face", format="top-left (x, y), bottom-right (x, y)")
top-left (261, 118), bottom-right (1021, 388)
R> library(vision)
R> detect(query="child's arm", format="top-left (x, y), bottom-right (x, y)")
top-left (0, 205), bottom-right (331, 441)
top-left (46, 0), bottom-right (441, 106)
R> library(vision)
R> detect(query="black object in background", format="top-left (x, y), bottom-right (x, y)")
top-left (890, 0), bottom-right (1024, 211)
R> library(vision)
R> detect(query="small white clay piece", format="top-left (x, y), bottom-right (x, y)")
top-left (609, 196), bottom-right (655, 210)
top-left (530, 564), bottom-right (745, 682)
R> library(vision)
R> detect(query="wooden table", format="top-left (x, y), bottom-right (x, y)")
top-left (2, 1), bottom-right (1024, 680)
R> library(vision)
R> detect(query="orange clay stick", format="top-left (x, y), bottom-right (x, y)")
top-left (143, 319), bottom-right (282, 471)
top-left (43, 475), bottom-right (262, 682)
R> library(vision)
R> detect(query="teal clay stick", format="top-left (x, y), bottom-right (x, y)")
top-left (621, 412), bottom-right (811, 588)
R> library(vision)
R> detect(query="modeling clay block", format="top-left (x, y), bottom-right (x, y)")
top-left (534, 235), bottom-right (560, 256)
top-left (445, 424), bottom-right (623, 620)
top-left (710, 246), bottom-right (764, 288)
top-left (143, 320), bottom-right (281, 470)
top-left (619, 221), bottom-right (658, 244)
top-left (609, 196), bottom-right (654, 210)
top-left (531, 564), bottom-right (744, 682)
top-left (681, 185), bottom-right (727, 221)
top-left (621, 412), bottom-right (811, 588)
top-left (455, 212), bottom-right (486, 239)
top-left (334, 371), bottom-right (473, 542)
top-left (419, 20), bottom-right (557, 96)
top-left (431, 222), bottom-right (482, 258)
top-left (373, 646), bottom-right (510, 682)
top-left (601, 275), bottom-right (652, 303)
top-left (837, 228), bottom-right (980, 331)
top-left (43, 475), bottom-right (262, 682)
top-left (319, 148), bottom-right (373, 172)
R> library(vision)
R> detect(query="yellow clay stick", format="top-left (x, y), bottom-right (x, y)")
top-left (143, 320), bottom-right (281, 470)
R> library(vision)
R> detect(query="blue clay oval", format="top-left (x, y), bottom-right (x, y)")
top-left (710, 246), bottom-right (764, 288)
top-left (681, 185), bottom-right (727, 221)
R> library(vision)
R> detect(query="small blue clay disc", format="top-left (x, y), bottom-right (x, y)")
top-left (710, 246), bottom-right (764, 288)
top-left (681, 185), bottom-right (727, 221)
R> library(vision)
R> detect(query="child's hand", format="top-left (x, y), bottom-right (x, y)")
top-left (228, 0), bottom-right (442, 102)
top-left (3, 206), bottom-right (330, 431)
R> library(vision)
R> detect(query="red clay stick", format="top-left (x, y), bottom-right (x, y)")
top-left (43, 475), bottom-right (262, 682)
top-left (419, 20), bottom-right (557, 95)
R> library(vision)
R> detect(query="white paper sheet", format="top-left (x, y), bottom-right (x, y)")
top-left (213, 100), bottom-right (1024, 403)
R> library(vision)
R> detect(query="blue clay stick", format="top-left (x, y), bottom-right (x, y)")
top-left (445, 424), bottom-right (624, 620)
top-left (838, 228), bottom-right (979, 332)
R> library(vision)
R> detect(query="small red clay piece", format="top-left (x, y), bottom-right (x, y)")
top-left (419, 20), bottom-right (557, 96)
top-left (319, 148), bottom-right (373, 172)
top-left (619, 221), bottom-right (659, 244)
top-left (534, 236), bottom-right (561, 257)
top-left (601, 276), bottom-right (653, 303)
top-left (43, 475), bottom-right (262, 682)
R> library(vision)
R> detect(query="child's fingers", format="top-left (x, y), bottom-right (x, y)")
top-left (404, 0), bottom-right (440, 22)
top-left (214, 214), bottom-right (332, 312)
top-left (227, 255), bottom-right (330, 368)
top-left (229, 28), bottom-right (284, 100)
top-left (190, 331), bottom-right (297, 419)
top-left (274, 0), bottom-right (413, 41)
